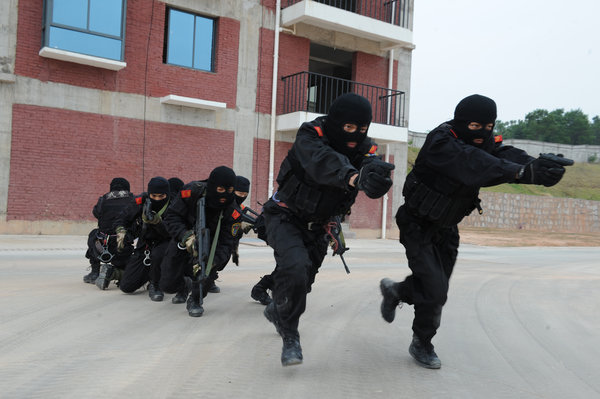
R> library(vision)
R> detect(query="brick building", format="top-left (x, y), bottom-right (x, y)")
top-left (0, 0), bottom-right (414, 236)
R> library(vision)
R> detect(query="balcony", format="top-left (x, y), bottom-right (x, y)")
top-left (281, 0), bottom-right (413, 49)
top-left (277, 71), bottom-right (408, 143)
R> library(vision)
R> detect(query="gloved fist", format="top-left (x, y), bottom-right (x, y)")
top-left (518, 157), bottom-right (566, 187)
top-left (356, 159), bottom-right (395, 199)
top-left (180, 230), bottom-right (197, 257)
top-left (116, 226), bottom-right (127, 251)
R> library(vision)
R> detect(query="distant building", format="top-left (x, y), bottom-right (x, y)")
top-left (0, 0), bottom-right (414, 236)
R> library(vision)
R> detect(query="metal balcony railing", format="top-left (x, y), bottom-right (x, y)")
top-left (281, 71), bottom-right (406, 127)
top-left (282, 0), bottom-right (410, 29)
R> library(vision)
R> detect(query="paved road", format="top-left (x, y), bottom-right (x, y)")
top-left (1, 235), bottom-right (599, 399)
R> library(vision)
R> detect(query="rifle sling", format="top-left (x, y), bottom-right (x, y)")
top-left (205, 210), bottom-right (223, 277)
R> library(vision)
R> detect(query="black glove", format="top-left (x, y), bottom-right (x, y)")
top-left (356, 159), bottom-right (395, 199)
top-left (518, 157), bottom-right (566, 187)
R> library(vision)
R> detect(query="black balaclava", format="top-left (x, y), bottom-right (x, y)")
top-left (168, 177), bottom-right (184, 196)
top-left (452, 94), bottom-right (497, 152)
top-left (206, 166), bottom-right (236, 209)
top-left (323, 93), bottom-right (372, 156)
top-left (110, 177), bottom-right (130, 192)
top-left (147, 176), bottom-right (170, 211)
top-left (234, 176), bottom-right (250, 205)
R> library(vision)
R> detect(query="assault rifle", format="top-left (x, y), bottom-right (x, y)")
top-left (192, 196), bottom-right (211, 305)
top-left (233, 204), bottom-right (260, 233)
top-left (539, 153), bottom-right (574, 166)
top-left (325, 215), bottom-right (350, 274)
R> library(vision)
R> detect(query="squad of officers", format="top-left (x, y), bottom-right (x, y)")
top-left (82, 93), bottom-right (571, 369)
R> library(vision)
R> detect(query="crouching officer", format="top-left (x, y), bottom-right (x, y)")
top-left (114, 176), bottom-right (172, 301)
top-left (84, 177), bottom-right (135, 287)
top-left (262, 93), bottom-right (395, 366)
top-left (161, 166), bottom-right (237, 317)
top-left (379, 94), bottom-right (572, 369)
top-left (206, 175), bottom-right (253, 294)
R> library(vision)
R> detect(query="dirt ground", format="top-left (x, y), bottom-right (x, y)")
top-left (459, 227), bottom-right (600, 247)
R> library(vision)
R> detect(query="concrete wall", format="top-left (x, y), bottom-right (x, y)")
top-left (462, 192), bottom-right (600, 233)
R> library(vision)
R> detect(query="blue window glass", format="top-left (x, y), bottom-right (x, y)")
top-left (43, 0), bottom-right (126, 61)
top-left (166, 8), bottom-right (215, 72)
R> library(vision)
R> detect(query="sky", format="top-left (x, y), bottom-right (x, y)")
top-left (408, 0), bottom-right (600, 132)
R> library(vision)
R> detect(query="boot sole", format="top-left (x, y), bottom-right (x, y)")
top-left (379, 279), bottom-right (400, 323)
top-left (282, 357), bottom-right (303, 367)
top-left (409, 346), bottom-right (441, 369)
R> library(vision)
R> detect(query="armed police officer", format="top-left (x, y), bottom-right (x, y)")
top-left (379, 94), bottom-right (571, 369)
top-left (161, 166), bottom-right (237, 317)
top-left (114, 176), bottom-right (172, 301)
top-left (83, 177), bottom-right (135, 287)
top-left (262, 93), bottom-right (395, 366)
top-left (206, 175), bottom-right (254, 294)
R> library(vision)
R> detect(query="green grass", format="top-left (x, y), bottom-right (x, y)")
top-left (406, 146), bottom-right (600, 201)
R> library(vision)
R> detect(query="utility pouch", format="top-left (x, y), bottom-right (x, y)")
top-left (278, 174), bottom-right (301, 203)
top-left (428, 195), bottom-right (451, 221)
top-left (295, 182), bottom-right (321, 214)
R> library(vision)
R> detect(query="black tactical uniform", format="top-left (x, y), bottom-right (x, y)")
top-left (380, 94), bottom-right (569, 369)
top-left (262, 93), bottom-right (394, 366)
top-left (207, 175), bottom-right (253, 294)
top-left (115, 177), bottom-right (172, 301)
top-left (83, 177), bottom-right (134, 285)
top-left (161, 166), bottom-right (237, 317)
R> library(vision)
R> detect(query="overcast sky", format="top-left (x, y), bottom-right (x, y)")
top-left (408, 0), bottom-right (600, 132)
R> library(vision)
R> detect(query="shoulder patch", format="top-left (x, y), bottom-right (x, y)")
top-left (181, 189), bottom-right (192, 198)
top-left (368, 145), bottom-right (377, 155)
top-left (135, 196), bottom-right (143, 205)
top-left (314, 126), bottom-right (324, 137)
top-left (232, 209), bottom-right (241, 220)
top-left (494, 135), bottom-right (503, 143)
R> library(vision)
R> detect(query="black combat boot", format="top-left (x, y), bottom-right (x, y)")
top-left (83, 263), bottom-right (100, 284)
top-left (95, 264), bottom-right (114, 290)
top-left (251, 277), bottom-right (272, 305)
top-left (206, 280), bottom-right (220, 293)
top-left (281, 332), bottom-right (303, 366)
top-left (264, 301), bottom-right (283, 337)
top-left (186, 280), bottom-right (204, 317)
top-left (171, 278), bottom-right (190, 304)
top-left (409, 335), bottom-right (441, 369)
top-left (380, 278), bottom-right (402, 323)
top-left (148, 282), bottom-right (164, 302)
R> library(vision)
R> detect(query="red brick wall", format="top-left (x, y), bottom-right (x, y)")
top-left (15, 0), bottom-right (239, 107)
top-left (8, 104), bottom-right (234, 221)
top-left (251, 138), bottom-right (292, 207)
top-left (256, 28), bottom-right (310, 115)
top-left (353, 51), bottom-right (397, 89)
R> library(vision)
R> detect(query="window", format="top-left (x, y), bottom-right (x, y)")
top-left (165, 8), bottom-right (215, 72)
top-left (42, 0), bottom-right (127, 61)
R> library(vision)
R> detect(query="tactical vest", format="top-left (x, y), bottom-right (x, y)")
top-left (402, 170), bottom-right (481, 228)
top-left (276, 125), bottom-right (359, 222)
top-left (98, 191), bottom-right (134, 233)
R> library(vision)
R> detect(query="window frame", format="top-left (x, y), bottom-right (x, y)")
top-left (164, 7), bottom-right (217, 72)
top-left (42, 0), bottom-right (128, 62)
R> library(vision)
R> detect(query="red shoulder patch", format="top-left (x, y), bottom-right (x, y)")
top-left (232, 209), bottom-right (241, 220)
top-left (135, 196), bottom-right (143, 205)
top-left (494, 135), bottom-right (503, 143)
top-left (314, 126), bottom-right (324, 137)
top-left (368, 145), bottom-right (377, 155)
top-left (181, 189), bottom-right (192, 198)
